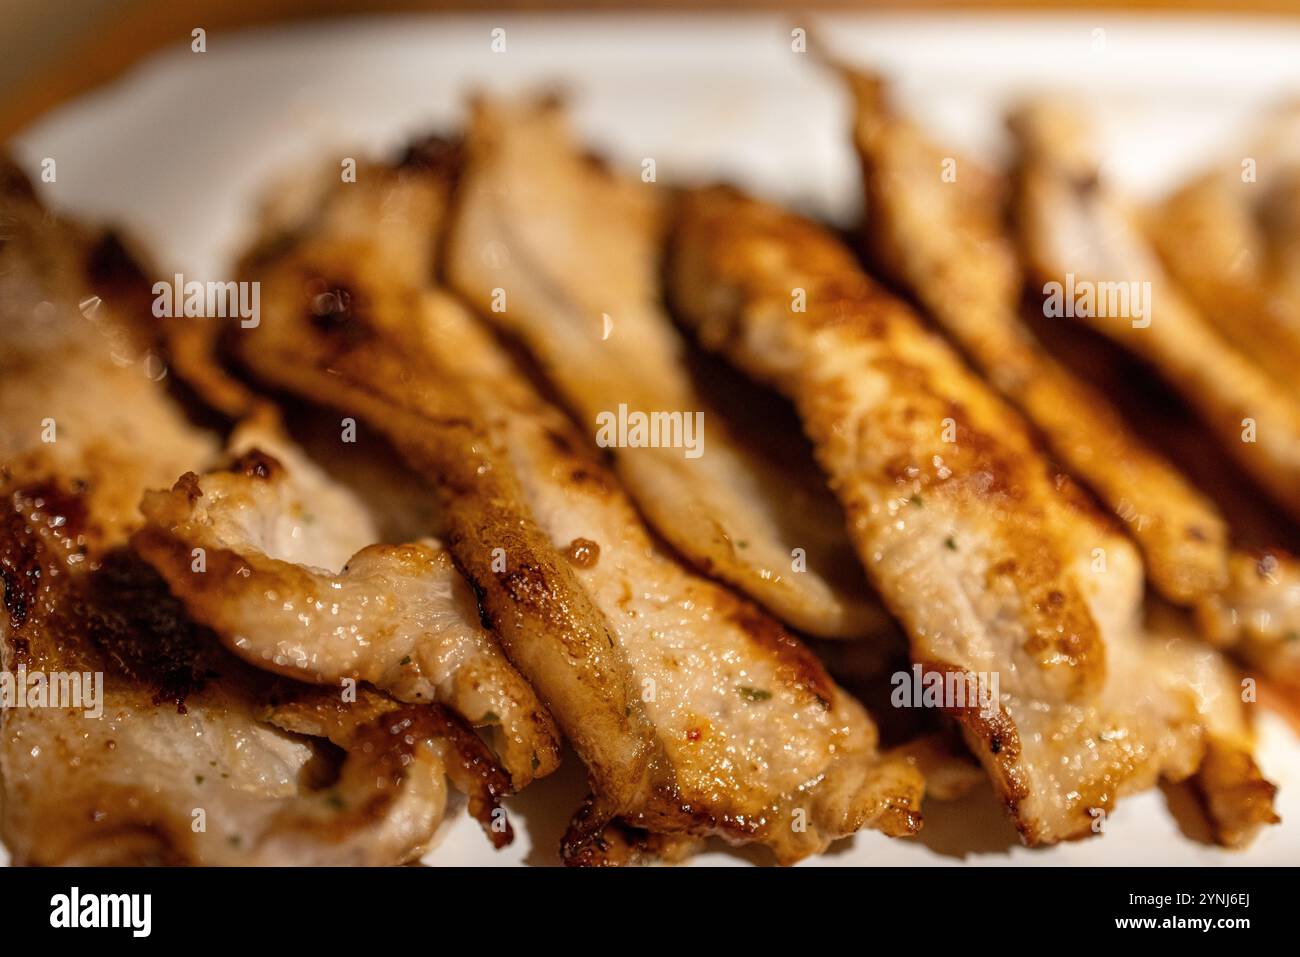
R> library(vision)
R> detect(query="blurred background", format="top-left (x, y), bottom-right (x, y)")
top-left (3, 0), bottom-right (1299, 139)
top-left (10, 0), bottom-right (1300, 278)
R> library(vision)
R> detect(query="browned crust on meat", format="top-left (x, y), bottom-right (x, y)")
top-left (561, 799), bottom-right (704, 866)
top-left (672, 185), bottom-right (1105, 702)
top-left (233, 252), bottom-right (660, 839)
top-left (1193, 738), bottom-right (1281, 849)
top-left (666, 183), bottom-right (1259, 847)
top-left (267, 694), bottom-right (516, 849)
top-left (0, 481), bottom-right (457, 864)
top-left (843, 66), bottom-right (1232, 609)
top-left (221, 149), bottom-right (927, 864)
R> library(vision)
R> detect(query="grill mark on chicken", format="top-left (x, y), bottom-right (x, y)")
top-left (668, 184), bottom-right (1277, 845)
top-left (843, 67), bottom-right (1231, 609)
top-left (444, 96), bottom-right (883, 641)
top-left (229, 158), bottom-right (929, 864)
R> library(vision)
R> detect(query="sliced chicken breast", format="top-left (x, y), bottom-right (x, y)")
top-left (134, 414), bottom-right (561, 789)
top-left (1010, 102), bottom-right (1300, 687)
top-left (0, 165), bottom-right (514, 863)
top-left (844, 67), bottom-right (1229, 608)
top-left (229, 155), bottom-right (929, 864)
top-left (444, 97), bottom-right (880, 640)
top-left (668, 183), bottom-right (1277, 845)
top-left (1010, 102), bottom-right (1300, 524)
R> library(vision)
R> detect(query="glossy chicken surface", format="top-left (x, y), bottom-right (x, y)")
top-left (0, 163), bottom-right (521, 864)
top-left (134, 414), bottom-right (560, 789)
top-left (846, 68), bottom-right (1230, 609)
top-left (1, 68), bottom-right (1291, 867)
top-left (229, 153), bottom-right (930, 864)
top-left (669, 184), bottom-right (1277, 846)
top-left (446, 98), bottom-right (881, 640)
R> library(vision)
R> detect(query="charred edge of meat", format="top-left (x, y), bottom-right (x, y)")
top-left (560, 803), bottom-right (698, 866)
top-left (1191, 741), bottom-right (1281, 847)
top-left (75, 548), bottom-right (218, 713)
top-left (920, 657), bottom-right (1032, 833)
top-left (2, 483), bottom-right (217, 710)
top-left (418, 704), bottom-right (516, 848)
top-left (560, 795), bottom-right (621, 865)
top-left (3, 483), bottom-right (89, 629)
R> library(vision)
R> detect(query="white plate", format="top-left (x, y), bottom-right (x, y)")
top-left (9, 11), bottom-right (1300, 866)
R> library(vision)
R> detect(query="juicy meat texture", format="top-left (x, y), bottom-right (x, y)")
top-left (1010, 102), bottom-right (1300, 525)
top-left (231, 159), bottom-right (928, 864)
top-left (0, 169), bottom-right (510, 864)
top-left (668, 184), bottom-right (1277, 845)
top-left (133, 415), bottom-right (561, 788)
top-left (2, 519), bottom-right (459, 866)
top-left (845, 68), bottom-right (1230, 608)
top-left (445, 97), bottom-right (880, 640)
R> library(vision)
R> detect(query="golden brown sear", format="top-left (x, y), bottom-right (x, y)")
top-left (0, 168), bottom-right (513, 864)
top-left (446, 96), bottom-right (882, 640)
top-left (227, 148), bottom-right (930, 865)
top-left (844, 67), bottom-right (1229, 609)
top-left (668, 183), bottom-right (1276, 846)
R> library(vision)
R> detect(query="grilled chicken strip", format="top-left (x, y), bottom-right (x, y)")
top-left (2, 516), bottom-right (466, 865)
top-left (1147, 108), bottom-right (1300, 394)
top-left (844, 68), bottom-right (1229, 608)
top-left (230, 154), bottom-right (928, 864)
top-left (0, 164), bottom-right (511, 863)
top-left (669, 184), bottom-right (1277, 846)
top-left (445, 97), bottom-right (880, 640)
top-left (1145, 601), bottom-right (1280, 848)
top-left (1035, 309), bottom-right (1300, 699)
top-left (1197, 549), bottom-right (1300, 697)
top-left (1011, 102), bottom-right (1300, 678)
top-left (1151, 126), bottom-right (1300, 677)
top-left (134, 414), bottom-right (560, 788)
top-left (1010, 102), bottom-right (1300, 524)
